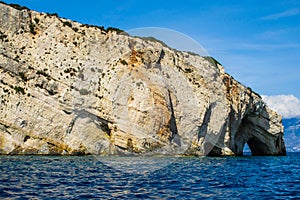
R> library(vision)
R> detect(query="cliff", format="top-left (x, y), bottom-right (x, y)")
top-left (0, 2), bottom-right (286, 156)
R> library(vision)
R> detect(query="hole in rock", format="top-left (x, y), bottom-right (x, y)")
top-left (243, 143), bottom-right (251, 156)
top-left (247, 137), bottom-right (270, 156)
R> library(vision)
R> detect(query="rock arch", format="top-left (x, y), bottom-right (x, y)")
top-left (233, 102), bottom-right (286, 156)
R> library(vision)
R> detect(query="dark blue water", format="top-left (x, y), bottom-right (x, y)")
top-left (1, 153), bottom-right (300, 199)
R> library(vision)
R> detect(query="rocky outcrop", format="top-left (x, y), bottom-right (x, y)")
top-left (0, 2), bottom-right (286, 156)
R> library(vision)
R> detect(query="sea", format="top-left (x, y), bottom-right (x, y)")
top-left (0, 153), bottom-right (299, 199)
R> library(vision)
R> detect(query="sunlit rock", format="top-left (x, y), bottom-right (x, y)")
top-left (0, 2), bottom-right (286, 156)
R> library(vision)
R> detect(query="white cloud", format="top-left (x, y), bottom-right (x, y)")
top-left (262, 95), bottom-right (300, 119)
top-left (261, 8), bottom-right (300, 20)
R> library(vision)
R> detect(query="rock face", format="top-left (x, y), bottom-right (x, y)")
top-left (0, 2), bottom-right (286, 156)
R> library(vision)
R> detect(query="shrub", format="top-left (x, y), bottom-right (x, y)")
top-left (120, 59), bottom-right (128, 65)
top-left (9, 3), bottom-right (29, 10)
top-left (79, 89), bottom-right (89, 95)
top-left (204, 56), bottom-right (221, 67)
top-left (46, 13), bottom-right (59, 17)
top-left (80, 30), bottom-right (86, 35)
top-left (14, 86), bottom-right (25, 94)
top-left (63, 21), bottom-right (72, 28)
top-left (34, 18), bottom-right (39, 24)
top-left (0, 34), bottom-right (7, 40)
top-left (106, 27), bottom-right (124, 34)
top-left (142, 36), bottom-right (168, 48)
top-left (18, 72), bottom-right (27, 81)
top-left (81, 24), bottom-right (105, 31)
top-left (0, 31), bottom-right (7, 40)
top-left (29, 23), bottom-right (36, 35)
top-left (185, 68), bottom-right (193, 73)
top-left (36, 70), bottom-right (49, 77)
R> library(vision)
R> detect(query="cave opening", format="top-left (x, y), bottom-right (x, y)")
top-left (246, 137), bottom-right (270, 156)
top-left (243, 143), bottom-right (251, 156)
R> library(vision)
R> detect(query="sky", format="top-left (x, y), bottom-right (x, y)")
top-left (3, 0), bottom-right (300, 118)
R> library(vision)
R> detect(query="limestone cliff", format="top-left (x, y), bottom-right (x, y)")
top-left (0, 2), bottom-right (286, 156)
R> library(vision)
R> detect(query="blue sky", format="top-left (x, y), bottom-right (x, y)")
top-left (3, 0), bottom-right (300, 116)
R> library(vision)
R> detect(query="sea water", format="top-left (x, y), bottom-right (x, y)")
top-left (0, 153), bottom-right (299, 199)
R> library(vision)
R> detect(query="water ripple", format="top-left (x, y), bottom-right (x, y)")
top-left (0, 153), bottom-right (300, 199)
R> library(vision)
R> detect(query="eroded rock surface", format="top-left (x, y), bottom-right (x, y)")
top-left (0, 2), bottom-right (286, 156)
